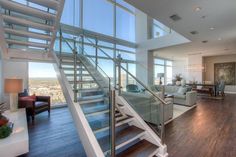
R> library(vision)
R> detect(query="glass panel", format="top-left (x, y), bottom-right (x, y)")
top-left (98, 58), bottom-right (114, 78)
top-left (119, 66), bottom-right (163, 137)
top-left (83, 0), bottom-right (114, 36)
top-left (153, 19), bottom-right (170, 38)
top-left (119, 51), bottom-right (135, 61)
top-left (166, 66), bottom-right (172, 84)
top-left (154, 59), bottom-right (165, 65)
top-left (116, 6), bottom-right (135, 42)
top-left (28, 62), bottom-right (66, 107)
top-left (166, 60), bottom-right (172, 66)
top-left (61, 0), bottom-right (74, 26)
top-left (154, 65), bottom-right (164, 85)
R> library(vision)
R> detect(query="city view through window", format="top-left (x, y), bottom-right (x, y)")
top-left (28, 62), bottom-right (66, 106)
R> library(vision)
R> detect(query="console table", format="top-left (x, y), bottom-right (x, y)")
top-left (0, 109), bottom-right (29, 157)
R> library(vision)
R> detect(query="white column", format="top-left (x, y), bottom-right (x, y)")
top-left (135, 9), bottom-right (154, 86)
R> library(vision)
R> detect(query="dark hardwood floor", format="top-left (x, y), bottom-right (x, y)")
top-left (27, 107), bottom-right (87, 157)
top-left (25, 94), bottom-right (236, 157)
top-left (165, 94), bottom-right (236, 157)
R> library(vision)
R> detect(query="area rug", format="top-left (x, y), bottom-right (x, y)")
top-left (165, 104), bottom-right (196, 124)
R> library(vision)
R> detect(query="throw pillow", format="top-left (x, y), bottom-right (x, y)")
top-left (19, 94), bottom-right (36, 101)
top-left (177, 87), bottom-right (187, 95)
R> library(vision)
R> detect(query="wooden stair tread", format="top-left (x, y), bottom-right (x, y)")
top-left (89, 114), bottom-right (133, 133)
top-left (98, 126), bottom-right (145, 153)
top-left (116, 140), bottom-right (159, 157)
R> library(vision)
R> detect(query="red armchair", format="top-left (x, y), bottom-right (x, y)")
top-left (18, 95), bottom-right (51, 122)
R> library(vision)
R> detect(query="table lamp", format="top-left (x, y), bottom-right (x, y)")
top-left (4, 79), bottom-right (23, 112)
top-left (157, 73), bottom-right (165, 85)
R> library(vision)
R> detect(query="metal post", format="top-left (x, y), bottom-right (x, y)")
top-left (73, 38), bottom-right (78, 103)
top-left (117, 54), bottom-right (122, 95)
top-left (159, 103), bottom-right (165, 144)
top-left (95, 38), bottom-right (98, 70)
top-left (59, 29), bottom-right (62, 69)
top-left (110, 90), bottom-right (116, 157)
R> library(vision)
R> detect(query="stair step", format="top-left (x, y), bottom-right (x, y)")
top-left (62, 67), bottom-right (85, 71)
top-left (79, 96), bottom-right (104, 105)
top-left (68, 80), bottom-right (95, 84)
top-left (116, 140), bottom-right (159, 157)
top-left (65, 74), bottom-right (91, 77)
top-left (89, 115), bottom-right (134, 134)
top-left (99, 126), bottom-right (145, 154)
top-left (78, 88), bottom-right (101, 93)
top-left (28, 0), bottom-right (59, 10)
top-left (61, 61), bottom-right (81, 65)
top-left (82, 102), bottom-right (109, 116)
top-left (6, 39), bottom-right (50, 48)
top-left (0, 0), bottom-right (56, 21)
top-left (4, 28), bottom-right (52, 40)
top-left (2, 15), bottom-right (54, 32)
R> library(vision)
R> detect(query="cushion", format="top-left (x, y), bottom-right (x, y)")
top-left (19, 94), bottom-right (36, 101)
top-left (173, 93), bottom-right (186, 99)
top-left (177, 87), bottom-right (187, 95)
top-left (35, 101), bottom-right (48, 108)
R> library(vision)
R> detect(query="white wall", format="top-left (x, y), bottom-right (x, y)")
top-left (135, 9), bottom-right (190, 86)
top-left (3, 60), bottom-right (28, 107)
top-left (173, 59), bottom-right (188, 80)
top-left (204, 54), bottom-right (236, 93)
top-left (187, 54), bottom-right (203, 83)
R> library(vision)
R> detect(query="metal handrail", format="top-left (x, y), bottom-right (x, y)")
top-left (84, 36), bottom-right (167, 105)
top-left (60, 35), bottom-right (111, 81)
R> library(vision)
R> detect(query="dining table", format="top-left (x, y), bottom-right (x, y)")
top-left (186, 83), bottom-right (217, 97)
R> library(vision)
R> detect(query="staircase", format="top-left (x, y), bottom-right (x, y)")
top-left (0, 0), bottom-right (64, 54)
top-left (54, 46), bottom-right (167, 156)
top-left (0, 1), bottom-right (168, 156)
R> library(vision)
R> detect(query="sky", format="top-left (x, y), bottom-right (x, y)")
top-left (29, 62), bottom-right (57, 78)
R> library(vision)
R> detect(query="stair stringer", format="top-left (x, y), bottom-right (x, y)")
top-left (116, 94), bottom-right (168, 157)
top-left (77, 54), bottom-right (110, 94)
top-left (51, 51), bottom-right (105, 157)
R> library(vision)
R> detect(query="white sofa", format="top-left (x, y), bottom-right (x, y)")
top-left (150, 85), bottom-right (197, 106)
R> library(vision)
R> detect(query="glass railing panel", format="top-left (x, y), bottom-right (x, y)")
top-left (119, 67), bottom-right (163, 136)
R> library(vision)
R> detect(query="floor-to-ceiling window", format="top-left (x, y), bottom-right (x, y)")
top-left (28, 62), bottom-right (66, 107)
top-left (58, 0), bottom-right (137, 87)
top-left (152, 19), bottom-right (171, 38)
top-left (154, 58), bottom-right (173, 85)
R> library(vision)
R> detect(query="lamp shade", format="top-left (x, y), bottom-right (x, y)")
top-left (157, 73), bottom-right (165, 78)
top-left (4, 79), bottom-right (23, 93)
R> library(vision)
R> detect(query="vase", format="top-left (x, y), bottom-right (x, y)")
top-left (176, 81), bottom-right (181, 86)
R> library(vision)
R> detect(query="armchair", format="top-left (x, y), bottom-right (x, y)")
top-left (18, 93), bottom-right (50, 122)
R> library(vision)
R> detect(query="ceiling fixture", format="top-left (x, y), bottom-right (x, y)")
top-left (218, 38), bottom-right (222, 41)
top-left (201, 15), bottom-right (206, 19)
top-left (169, 14), bottom-right (182, 22)
top-left (190, 31), bottom-right (198, 35)
top-left (202, 40), bottom-right (208, 43)
top-left (194, 6), bottom-right (202, 12)
top-left (210, 27), bottom-right (215, 30)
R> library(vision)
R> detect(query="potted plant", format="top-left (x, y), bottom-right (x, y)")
top-left (173, 74), bottom-right (183, 86)
top-left (0, 103), bottom-right (13, 139)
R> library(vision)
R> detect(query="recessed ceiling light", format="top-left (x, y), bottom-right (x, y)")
top-left (210, 27), bottom-right (215, 30)
top-left (218, 38), bottom-right (222, 41)
top-left (194, 7), bottom-right (202, 12)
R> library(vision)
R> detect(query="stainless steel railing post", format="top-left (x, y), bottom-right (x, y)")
top-left (110, 90), bottom-right (116, 157)
top-left (59, 29), bottom-right (62, 69)
top-left (73, 38), bottom-right (78, 102)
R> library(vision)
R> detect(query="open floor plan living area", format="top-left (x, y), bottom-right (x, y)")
top-left (0, 0), bottom-right (236, 157)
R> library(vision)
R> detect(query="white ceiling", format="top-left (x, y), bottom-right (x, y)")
top-left (126, 0), bottom-right (236, 58)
